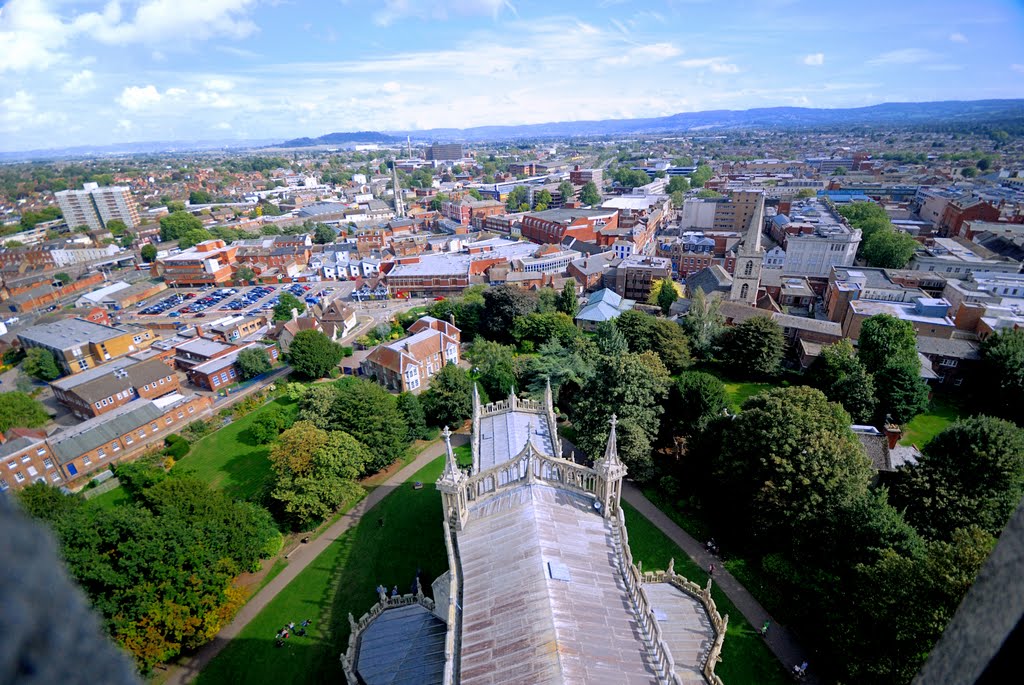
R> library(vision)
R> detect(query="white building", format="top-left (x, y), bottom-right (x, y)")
top-left (680, 198), bottom-right (718, 230)
top-left (909, 238), bottom-right (1022, 276)
top-left (55, 183), bottom-right (140, 230)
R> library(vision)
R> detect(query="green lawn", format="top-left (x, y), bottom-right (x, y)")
top-left (722, 380), bottom-right (777, 412)
top-left (900, 394), bottom-right (964, 448)
top-left (623, 502), bottom-right (791, 685)
top-left (88, 486), bottom-right (132, 510)
top-left (172, 397), bottom-right (299, 501)
top-left (194, 455), bottom-right (450, 684)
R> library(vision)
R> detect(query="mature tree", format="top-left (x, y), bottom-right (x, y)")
top-left (467, 188), bottom-right (483, 200)
top-left (189, 190), bottom-right (213, 204)
top-left (891, 416), bottom-right (1024, 539)
top-left (808, 339), bottom-right (877, 423)
top-left (510, 311), bottom-right (579, 350)
top-left (712, 387), bottom-right (872, 542)
top-left (482, 284), bottom-right (537, 342)
top-left (312, 223), bottom-right (335, 244)
top-left (579, 181), bottom-right (601, 205)
top-left (236, 265), bottom-right (256, 282)
top-left (0, 391), bottom-right (50, 432)
top-left (863, 229), bottom-right (918, 269)
top-left (176, 227), bottom-right (213, 249)
top-left (571, 351), bottom-right (671, 481)
top-left (535, 287), bottom-right (560, 314)
top-left (842, 527), bottom-right (994, 684)
top-left (466, 338), bottom-right (517, 399)
top-left (960, 166), bottom-right (978, 178)
top-left (838, 201), bottom-right (889, 226)
top-left (288, 329), bottom-right (345, 379)
top-left (236, 347), bottom-right (272, 380)
top-left (681, 287), bottom-right (724, 359)
top-left (857, 314), bottom-right (919, 375)
top-left (689, 164), bottom-right (714, 188)
top-left (874, 364), bottom-right (930, 424)
top-left (421, 363), bottom-right (474, 428)
top-left (23, 347), bottom-right (61, 381)
top-left (427, 284), bottom-right (486, 341)
top-left (271, 423), bottom-right (366, 526)
top-left (429, 192), bottom-right (450, 212)
top-left (140, 243), bottom-right (157, 263)
top-left (533, 189), bottom-right (552, 211)
top-left (667, 371), bottom-right (728, 440)
top-left (103, 219), bottom-right (128, 237)
top-left (613, 168), bottom-right (652, 189)
top-left (296, 383), bottom-right (340, 428)
top-left (330, 379), bottom-right (408, 472)
top-left (249, 406), bottom-right (292, 444)
top-left (556, 280), bottom-right (579, 317)
top-left (397, 392), bottom-right (430, 441)
top-left (614, 310), bottom-right (691, 374)
top-left (647, 278), bottom-right (680, 315)
top-left (517, 338), bottom-right (596, 407)
top-left (557, 181), bottom-right (576, 204)
top-left (718, 316), bottom-right (784, 378)
top-left (978, 328), bottom-right (1024, 424)
top-left (594, 319), bottom-right (629, 356)
top-left (666, 176), bottom-right (688, 194)
top-left (505, 185), bottom-right (529, 212)
top-left (158, 211), bottom-right (203, 242)
top-left (273, 292), bottom-right (306, 322)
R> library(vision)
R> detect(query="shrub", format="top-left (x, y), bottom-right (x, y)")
top-left (163, 434), bottom-right (190, 459)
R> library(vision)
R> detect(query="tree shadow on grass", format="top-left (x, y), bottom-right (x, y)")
top-left (217, 448), bottom-right (275, 501)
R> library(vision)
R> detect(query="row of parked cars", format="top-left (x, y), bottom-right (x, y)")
top-left (221, 286), bottom-right (277, 312)
top-left (139, 293), bottom-right (186, 315)
top-left (172, 288), bottom-right (239, 317)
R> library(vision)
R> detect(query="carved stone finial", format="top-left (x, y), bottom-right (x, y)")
top-left (668, 557), bottom-right (675, 576)
top-left (349, 612), bottom-right (357, 632)
top-left (442, 426), bottom-right (458, 474)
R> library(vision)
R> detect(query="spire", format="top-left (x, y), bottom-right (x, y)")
top-left (603, 413), bottom-right (621, 465)
top-left (442, 426), bottom-right (457, 475)
top-left (544, 377), bottom-right (554, 413)
top-left (472, 382), bottom-right (480, 413)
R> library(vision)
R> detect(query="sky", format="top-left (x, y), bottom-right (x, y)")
top-left (1, 0), bottom-right (1023, 151)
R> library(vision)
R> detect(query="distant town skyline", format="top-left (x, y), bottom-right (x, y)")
top-left (2, 0), bottom-right (1023, 151)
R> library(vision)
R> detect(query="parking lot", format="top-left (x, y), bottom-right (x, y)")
top-left (126, 282), bottom-right (356, 324)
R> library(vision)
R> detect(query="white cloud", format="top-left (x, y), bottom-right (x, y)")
top-left (214, 121), bottom-right (232, 130)
top-left (949, 32), bottom-right (967, 43)
top-left (803, 53), bottom-right (824, 66)
top-left (0, 0), bottom-right (260, 72)
top-left (1012, 64), bottom-right (1024, 74)
top-left (204, 78), bottom-right (235, 91)
top-left (116, 119), bottom-right (133, 132)
top-left (867, 48), bottom-right (935, 66)
top-left (117, 85), bottom-right (163, 110)
top-left (373, 0), bottom-right (516, 26)
top-left (63, 69), bottom-right (96, 95)
top-left (678, 57), bottom-right (739, 73)
top-left (603, 42), bottom-right (682, 66)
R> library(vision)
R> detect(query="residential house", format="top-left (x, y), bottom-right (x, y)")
top-left (361, 316), bottom-right (461, 392)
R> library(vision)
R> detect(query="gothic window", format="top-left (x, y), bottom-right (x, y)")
top-left (744, 261), bottom-right (753, 277)
top-left (740, 283), bottom-right (749, 299)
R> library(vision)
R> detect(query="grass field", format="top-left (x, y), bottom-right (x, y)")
top-left (900, 394), bottom-right (964, 447)
top-left (623, 502), bottom-right (791, 685)
top-left (88, 486), bottom-right (132, 510)
top-left (194, 455), bottom-right (451, 684)
top-left (721, 380), bottom-right (778, 412)
top-left (172, 397), bottom-right (299, 501)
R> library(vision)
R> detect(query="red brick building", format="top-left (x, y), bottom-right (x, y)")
top-left (520, 208), bottom-right (618, 245)
top-left (50, 357), bottom-right (181, 419)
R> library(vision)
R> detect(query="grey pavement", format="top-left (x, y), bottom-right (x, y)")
top-left (622, 481), bottom-right (821, 684)
top-left (163, 432), bottom-right (467, 685)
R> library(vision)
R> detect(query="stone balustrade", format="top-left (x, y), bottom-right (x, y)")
top-left (463, 444), bottom-right (600, 506)
top-left (440, 514), bottom-right (462, 685)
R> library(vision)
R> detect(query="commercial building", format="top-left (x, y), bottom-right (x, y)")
top-left (612, 254), bottom-right (672, 301)
top-left (154, 239), bottom-right (238, 286)
top-left (55, 183), bottom-right (140, 230)
top-left (50, 357), bottom-right (181, 419)
top-left (361, 317), bottom-right (460, 392)
top-left (569, 165), bottom-right (603, 189)
top-left (520, 208), bottom-right (619, 245)
top-left (769, 198), bottom-right (861, 278)
top-left (384, 238), bottom-right (537, 296)
top-left (909, 238), bottom-right (1021, 276)
top-left (842, 297), bottom-right (955, 339)
top-left (18, 318), bottom-right (158, 375)
top-left (425, 143), bottom-right (463, 161)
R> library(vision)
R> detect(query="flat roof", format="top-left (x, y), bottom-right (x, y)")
top-left (18, 319), bottom-right (147, 350)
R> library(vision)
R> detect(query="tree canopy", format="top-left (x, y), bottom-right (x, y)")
top-left (978, 328), bottom-right (1024, 425)
top-left (140, 244), bottom-right (157, 262)
top-left (273, 292), bottom-right (306, 322)
top-left (579, 181), bottom-right (601, 205)
top-left (158, 211), bottom-right (203, 242)
top-left (236, 347), bottom-right (272, 380)
top-left (718, 316), bottom-right (784, 378)
top-left (288, 329), bottom-right (345, 379)
top-left (808, 339), bottom-right (877, 423)
top-left (482, 285), bottom-right (537, 343)
top-left (0, 391), bottom-right (50, 432)
top-left (23, 347), bottom-right (61, 380)
top-left (421, 363), bottom-right (474, 428)
top-left (466, 338), bottom-right (517, 400)
top-left (863, 229), bottom-right (918, 269)
top-left (614, 310), bottom-right (692, 374)
top-left (857, 314), bottom-right (919, 375)
top-left (681, 287), bottom-right (724, 359)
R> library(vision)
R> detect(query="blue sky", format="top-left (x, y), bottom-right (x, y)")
top-left (1, 0), bottom-right (1023, 151)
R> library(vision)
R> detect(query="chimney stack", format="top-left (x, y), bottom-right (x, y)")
top-left (884, 423), bottom-right (902, 451)
top-left (291, 308), bottom-right (298, 322)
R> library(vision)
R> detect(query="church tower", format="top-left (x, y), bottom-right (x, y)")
top-left (729, 193), bottom-right (766, 304)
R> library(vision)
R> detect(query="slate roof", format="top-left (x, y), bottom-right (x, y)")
top-left (48, 400), bottom-right (166, 464)
top-left (51, 358), bottom-right (176, 404)
top-left (355, 604), bottom-right (446, 685)
top-left (575, 288), bottom-right (634, 323)
top-left (916, 337), bottom-right (981, 360)
top-left (477, 410), bottom-right (557, 471)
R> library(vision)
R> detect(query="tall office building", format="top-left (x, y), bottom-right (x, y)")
top-left (55, 183), bottom-right (140, 231)
top-left (425, 143), bottom-right (463, 161)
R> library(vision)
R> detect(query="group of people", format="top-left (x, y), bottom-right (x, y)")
top-left (791, 661), bottom-right (809, 680)
top-left (705, 538), bottom-right (721, 556)
top-left (274, 619), bottom-right (312, 647)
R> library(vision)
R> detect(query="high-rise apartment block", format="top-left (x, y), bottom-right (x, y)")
top-left (55, 183), bottom-right (141, 231)
top-left (425, 143), bottom-right (463, 161)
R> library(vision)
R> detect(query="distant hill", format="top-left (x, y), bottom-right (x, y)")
top-left (284, 99), bottom-right (1024, 145)
top-left (279, 131), bottom-right (404, 147)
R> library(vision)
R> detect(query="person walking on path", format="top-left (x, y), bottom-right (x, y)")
top-left (761, 619), bottom-right (771, 637)
top-left (709, 563), bottom-right (715, 576)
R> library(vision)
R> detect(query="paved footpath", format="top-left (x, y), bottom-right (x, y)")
top-left (622, 481), bottom-right (822, 684)
top-left (164, 433), bottom-right (468, 685)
